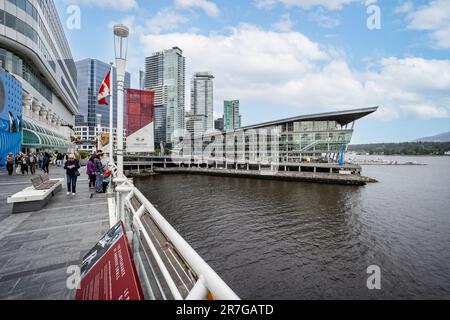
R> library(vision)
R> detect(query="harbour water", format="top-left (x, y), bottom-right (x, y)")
top-left (134, 156), bottom-right (450, 299)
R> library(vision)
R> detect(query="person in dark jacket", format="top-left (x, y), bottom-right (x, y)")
top-left (94, 154), bottom-right (104, 193)
top-left (28, 153), bottom-right (37, 175)
top-left (86, 156), bottom-right (96, 189)
top-left (64, 154), bottom-right (81, 196)
top-left (42, 152), bottom-right (50, 174)
top-left (20, 154), bottom-right (29, 175)
top-left (6, 153), bottom-right (14, 175)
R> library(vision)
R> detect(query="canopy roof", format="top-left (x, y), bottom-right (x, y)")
top-left (22, 120), bottom-right (73, 151)
top-left (240, 107), bottom-right (379, 130)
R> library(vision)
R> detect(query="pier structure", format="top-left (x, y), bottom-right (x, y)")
top-left (121, 107), bottom-right (379, 185)
top-left (0, 168), bottom-right (110, 299)
top-left (0, 166), bottom-right (239, 300)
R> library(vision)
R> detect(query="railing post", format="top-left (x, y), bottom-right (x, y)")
top-left (186, 276), bottom-right (208, 300)
top-left (116, 179), bottom-right (133, 225)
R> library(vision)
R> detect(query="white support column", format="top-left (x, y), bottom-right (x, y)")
top-left (23, 94), bottom-right (33, 118)
top-left (32, 102), bottom-right (42, 120)
top-left (39, 106), bottom-right (48, 123)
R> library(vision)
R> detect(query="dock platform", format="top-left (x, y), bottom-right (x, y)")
top-left (0, 167), bottom-right (110, 300)
top-left (153, 167), bottom-right (377, 185)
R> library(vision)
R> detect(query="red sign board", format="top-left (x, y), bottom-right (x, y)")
top-left (126, 89), bottom-right (154, 137)
top-left (75, 222), bottom-right (144, 300)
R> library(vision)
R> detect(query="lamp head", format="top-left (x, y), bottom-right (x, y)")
top-left (113, 24), bottom-right (129, 38)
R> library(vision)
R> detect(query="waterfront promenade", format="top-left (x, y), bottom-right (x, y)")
top-left (0, 167), bottom-right (110, 300)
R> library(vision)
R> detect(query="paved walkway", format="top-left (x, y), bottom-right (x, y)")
top-left (0, 166), bottom-right (110, 300)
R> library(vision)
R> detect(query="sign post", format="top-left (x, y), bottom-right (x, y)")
top-left (76, 221), bottom-right (144, 300)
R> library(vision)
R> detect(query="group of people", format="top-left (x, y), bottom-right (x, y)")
top-left (4, 152), bottom-right (52, 176)
top-left (86, 150), bottom-right (112, 194)
top-left (63, 150), bottom-right (112, 197)
top-left (4, 149), bottom-right (112, 197)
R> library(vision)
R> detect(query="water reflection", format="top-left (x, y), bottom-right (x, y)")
top-left (134, 156), bottom-right (450, 299)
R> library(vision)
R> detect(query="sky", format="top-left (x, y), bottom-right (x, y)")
top-left (54, 0), bottom-right (450, 144)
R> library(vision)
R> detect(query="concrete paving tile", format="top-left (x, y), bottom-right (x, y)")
top-left (0, 167), bottom-right (110, 299)
top-left (0, 278), bottom-right (20, 293)
top-left (12, 284), bottom-right (45, 300)
top-left (0, 261), bottom-right (33, 277)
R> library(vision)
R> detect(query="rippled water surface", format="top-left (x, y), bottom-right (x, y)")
top-left (134, 156), bottom-right (450, 299)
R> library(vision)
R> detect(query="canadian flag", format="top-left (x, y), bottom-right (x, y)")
top-left (98, 70), bottom-right (111, 105)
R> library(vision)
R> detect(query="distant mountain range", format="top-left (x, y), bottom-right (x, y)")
top-left (416, 131), bottom-right (450, 142)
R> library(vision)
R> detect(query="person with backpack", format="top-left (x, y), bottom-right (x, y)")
top-left (6, 153), bottom-right (14, 175)
top-left (64, 154), bottom-right (81, 196)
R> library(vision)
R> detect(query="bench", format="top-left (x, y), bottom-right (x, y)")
top-left (31, 175), bottom-right (60, 190)
top-left (7, 176), bottom-right (64, 214)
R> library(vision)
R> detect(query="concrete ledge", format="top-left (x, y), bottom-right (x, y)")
top-left (154, 168), bottom-right (378, 186)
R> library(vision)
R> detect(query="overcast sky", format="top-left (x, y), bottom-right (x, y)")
top-left (55, 0), bottom-right (450, 143)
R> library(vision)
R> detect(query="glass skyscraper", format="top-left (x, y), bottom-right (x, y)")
top-left (188, 72), bottom-right (214, 135)
top-left (145, 47), bottom-right (185, 145)
top-left (224, 100), bottom-right (241, 131)
top-left (0, 0), bottom-right (78, 152)
top-left (75, 58), bottom-right (131, 132)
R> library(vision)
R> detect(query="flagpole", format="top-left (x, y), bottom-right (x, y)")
top-left (109, 62), bottom-right (114, 165)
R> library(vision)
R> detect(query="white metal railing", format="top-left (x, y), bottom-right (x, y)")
top-left (107, 163), bottom-right (239, 300)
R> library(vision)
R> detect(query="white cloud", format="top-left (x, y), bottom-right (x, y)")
top-left (364, 0), bottom-right (377, 6)
top-left (309, 8), bottom-right (341, 28)
top-left (145, 9), bottom-right (189, 34)
top-left (138, 25), bottom-right (450, 122)
top-left (394, 1), bottom-right (414, 14)
top-left (406, 0), bottom-right (450, 49)
top-left (401, 105), bottom-right (449, 119)
top-left (62, 0), bottom-right (138, 11)
top-left (254, 0), bottom-right (278, 10)
top-left (271, 14), bottom-right (294, 32)
top-left (175, 0), bottom-right (220, 17)
top-left (255, 0), bottom-right (356, 11)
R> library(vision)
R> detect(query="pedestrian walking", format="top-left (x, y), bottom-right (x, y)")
top-left (38, 152), bottom-right (43, 169)
top-left (42, 152), bottom-right (50, 174)
top-left (86, 156), bottom-right (96, 189)
top-left (94, 153), bottom-right (104, 193)
top-left (29, 153), bottom-right (36, 175)
top-left (56, 153), bottom-right (63, 167)
top-left (20, 154), bottom-right (29, 175)
top-left (6, 153), bottom-right (14, 175)
top-left (64, 154), bottom-right (81, 196)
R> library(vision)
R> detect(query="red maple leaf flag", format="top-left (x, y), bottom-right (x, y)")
top-left (98, 70), bottom-right (111, 105)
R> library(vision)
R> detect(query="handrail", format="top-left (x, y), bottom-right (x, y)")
top-left (109, 164), bottom-right (239, 300)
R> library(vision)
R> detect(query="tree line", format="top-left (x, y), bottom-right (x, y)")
top-left (349, 142), bottom-right (450, 156)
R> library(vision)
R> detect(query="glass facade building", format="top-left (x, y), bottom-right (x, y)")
top-left (185, 107), bottom-right (378, 166)
top-left (1, 0), bottom-right (78, 152)
top-left (190, 72), bottom-right (214, 134)
top-left (75, 58), bottom-right (131, 130)
top-left (144, 47), bottom-right (185, 145)
top-left (223, 100), bottom-right (241, 131)
top-left (153, 105), bottom-right (166, 147)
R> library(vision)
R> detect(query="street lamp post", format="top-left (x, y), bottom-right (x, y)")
top-left (109, 62), bottom-right (114, 165)
top-left (113, 24), bottom-right (129, 178)
top-left (96, 113), bottom-right (102, 152)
